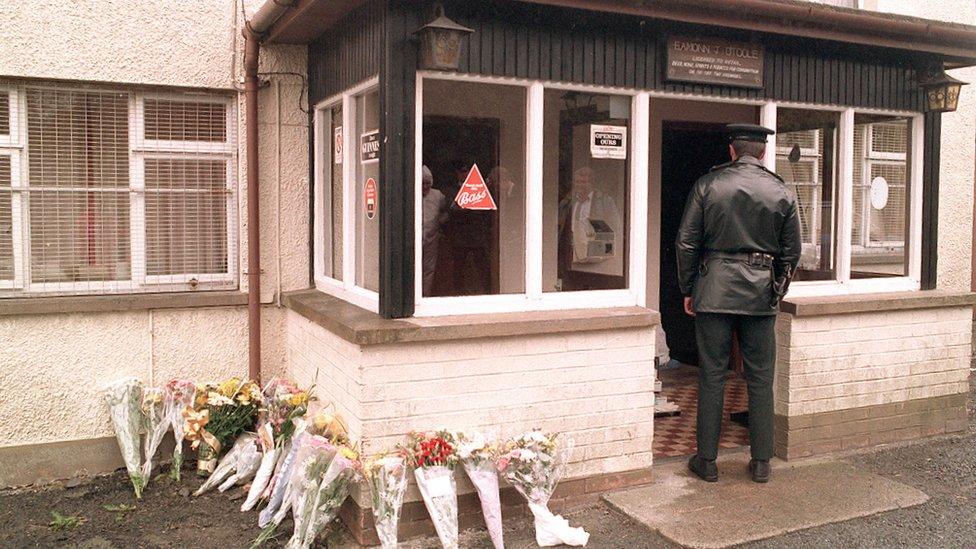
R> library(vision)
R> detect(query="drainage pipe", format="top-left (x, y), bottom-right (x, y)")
top-left (243, 29), bottom-right (262, 383)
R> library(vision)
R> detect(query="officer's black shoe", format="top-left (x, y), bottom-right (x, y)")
top-left (688, 455), bottom-right (718, 482)
top-left (749, 459), bottom-right (770, 483)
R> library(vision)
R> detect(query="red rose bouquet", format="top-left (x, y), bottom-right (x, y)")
top-left (408, 431), bottom-right (459, 549)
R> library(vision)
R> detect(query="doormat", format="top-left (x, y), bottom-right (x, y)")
top-left (604, 454), bottom-right (928, 549)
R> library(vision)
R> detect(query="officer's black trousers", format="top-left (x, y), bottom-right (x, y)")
top-left (694, 312), bottom-right (777, 461)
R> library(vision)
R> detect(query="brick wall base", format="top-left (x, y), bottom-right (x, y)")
top-left (774, 393), bottom-right (968, 460)
top-left (339, 468), bottom-right (653, 546)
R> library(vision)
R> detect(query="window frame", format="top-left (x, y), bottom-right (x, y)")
top-left (0, 83), bottom-right (238, 297)
top-left (411, 72), bottom-right (649, 317)
top-left (311, 77), bottom-right (380, 314)
top-left (768, 103), bottom-right (924, 297)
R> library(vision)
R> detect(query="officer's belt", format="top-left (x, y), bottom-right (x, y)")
top-left (704, 251), bottom-right (774, 268)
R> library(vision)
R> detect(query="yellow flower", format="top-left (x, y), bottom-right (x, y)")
top-left (218, 377), bottom-right (241, 398)
top-left (339, 446), bottom-right (359, 461)
top-left (183, 408), bottom-right (210, 445)
top-left (289, 392), bottom-right (308, 407)
top-left (312, 412), bottom-right (333, 432)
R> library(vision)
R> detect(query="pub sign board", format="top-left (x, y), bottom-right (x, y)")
top-left (361, 130), bottom-right (380, 163)
top-left (666, 36), bottom-right (764, 89)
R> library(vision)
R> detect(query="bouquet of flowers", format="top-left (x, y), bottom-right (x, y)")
top-left (253, 411), bottom-right (350, 544)
top-left (409, 431), bottom-right (460, 549)
top-left (456, 431), bottom-right (504, 549)
top-left (194, 433), bottom-right (259, 495)
top-left (364, 450), bottom-right (410, 549)
top-left (242, 378), bottom-right (311, 511)
top-left (163, 379), bottom-right (196, 481)
top-left (140, 387), bottom-right (169, 485)
top-left (184, 378), bottom-right (262, 476)
top-left (103, 378), bottom-right (146, 498)
top-left (287, 440), bottom-right (360, 549)
top-left (498, 431), bottom-right (588, 547)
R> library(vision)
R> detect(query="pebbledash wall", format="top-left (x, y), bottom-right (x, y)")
top-left (0, 0), bottom-right (309, 485)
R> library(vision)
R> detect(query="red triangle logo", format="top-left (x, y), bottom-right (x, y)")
top-left (453, 164), bottom-right (497, 211)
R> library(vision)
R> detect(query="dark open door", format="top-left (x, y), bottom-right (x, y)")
top-left (660, 122), bottom-right (730, 366)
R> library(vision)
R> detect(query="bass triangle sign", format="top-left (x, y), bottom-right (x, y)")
top-left (454, 164), bottom-right (497, 211)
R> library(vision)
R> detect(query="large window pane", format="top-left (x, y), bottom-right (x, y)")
top-left (421, 79), bottom-right (526, 297)
top-left (25, 88), bottom-right (131, 284)
top-left (776, 108), bottom-right (839, 281)
top-left (317, 104), bottom-right (343, 281)
top-left (144, 158), bottom-right (228, 276)
top-left (543, 90), bottom-right (629, 292)
top-left (851, 114), bottom-right (911, 278)
top-left (355, 90), bottom-right (380, 292)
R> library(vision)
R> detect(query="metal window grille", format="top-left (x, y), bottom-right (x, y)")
top-left (0, 83), bottom-right (237, 296)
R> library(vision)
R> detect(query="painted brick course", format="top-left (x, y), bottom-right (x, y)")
top-left (284, 309), bottom-right (656, 507)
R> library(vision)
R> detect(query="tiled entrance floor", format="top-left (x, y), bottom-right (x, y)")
top-left (654, 363), bottom-right (750, 458)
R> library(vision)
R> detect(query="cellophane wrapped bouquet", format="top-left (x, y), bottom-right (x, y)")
top-left (242, 378), bottom-right (312, 511)
top-left (163, 379), bottom-right (196, 481)
top-left (456, 431), bottom-right (504, 549)
top-left (184, 378), bottom-right (262, 476)
top-left (498, 430), bottom-right (588, 547)
top-left (253, 411), bottom-right (351, 546)
top-left (103, 378), bottom-right (146, 498)
top-left (194, 433), bottom-right (260, 496)
top-left (409, 431), bottom-right (460, 549)
top-left (364, 450), bottom-right (410, 549)
top-left (140, 387), bottom-right (168, 484)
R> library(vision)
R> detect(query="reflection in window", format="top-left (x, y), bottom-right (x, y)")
top-left (776, 108), bottom-right (839, 281)
top-left (543, 90), bottom-right (629, 292)
top-left (355, 91), bottom-right (379, 292)
top-left (421, 79), bottom-right (526, 297)
top-left (852, 114), bottom-right (911, 278)
top-left (317, 104), bottom-right (344, 281)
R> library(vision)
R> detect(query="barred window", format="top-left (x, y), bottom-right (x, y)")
top-left (0, 84), bottom-right (237, 296)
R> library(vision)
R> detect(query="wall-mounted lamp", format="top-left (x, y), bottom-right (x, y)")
top-left (414, 4), bottom-right (474, 71)
top-left (919, 65), bottom-right (968, 113)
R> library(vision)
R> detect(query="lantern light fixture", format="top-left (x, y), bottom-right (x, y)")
top-left (919, 65), bottom-right (968, 113)
top-left (414, 4), bottom-right (474, 71)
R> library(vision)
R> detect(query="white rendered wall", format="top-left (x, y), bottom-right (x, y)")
top-left (0, 1), bottom-right (310, 453)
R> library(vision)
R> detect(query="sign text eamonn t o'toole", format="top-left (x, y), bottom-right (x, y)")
top-left (666, 36), bottom-right (764, 89)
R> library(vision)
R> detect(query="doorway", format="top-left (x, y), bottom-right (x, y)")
top-left (654, 120), bottom-right (751, 459)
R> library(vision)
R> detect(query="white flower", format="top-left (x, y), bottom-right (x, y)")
top-left (520, 449), bottom-right (537, 461)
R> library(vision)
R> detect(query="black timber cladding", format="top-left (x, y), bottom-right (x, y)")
top-left (307, 0), bottom-right (383, 104)
top-left (442, 0), bottom-right (931, 112)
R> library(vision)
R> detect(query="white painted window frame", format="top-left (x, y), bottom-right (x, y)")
top-left (0, 84), bottom-right (239, 296)
top-left (412, 71), bottom-right (648, 317)
top-left (768, 103), bottom-right (924, 297)
top-left (311, 77), bottom-right (380, 314)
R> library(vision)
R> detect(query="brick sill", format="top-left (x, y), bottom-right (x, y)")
top-left (283, 290), bottom-right (660, 346)
top-left (0, 290), bottom-right (248, 317)
top-left (780, 290), bottom-right (976, 317)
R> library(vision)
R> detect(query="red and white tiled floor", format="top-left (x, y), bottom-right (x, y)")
top-left (654, 364), bottom-right (751, 458)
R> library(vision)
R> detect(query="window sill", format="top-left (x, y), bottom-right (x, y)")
top-left (0, 290), bottom-right (248, 317)
top-left (283, 289), bottom-right (660, 346)
top-left (780, 290), bottom-right (976, 317)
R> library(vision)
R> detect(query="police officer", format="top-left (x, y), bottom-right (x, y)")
top-left (676, 123), bottom-right (801, 483)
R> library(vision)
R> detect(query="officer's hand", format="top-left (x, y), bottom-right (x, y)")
top-left (683, 297), bottom-right (695, 317)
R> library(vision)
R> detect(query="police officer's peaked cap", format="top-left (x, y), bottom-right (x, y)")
top-left (726, 123), bottom-right (775, 143)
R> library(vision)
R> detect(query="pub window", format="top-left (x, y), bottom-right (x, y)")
top-left (0, 84), bottom-right (237, 296)
top-left (314, 103), bottom-right (344, 282)
top-left (543, 89), bottom-right (629, 292)
top-left (851, 114), bottom-right (911, 279)
top-left (420, 78), bottom-right (526, 297)
top-left (355, 90), bottom-right (380, 292)
top-left (775, 108), bottom-right (840, 282)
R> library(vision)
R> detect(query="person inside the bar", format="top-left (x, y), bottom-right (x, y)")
top-left (421, 165), bottom-right (448, 296)
top-left (557, 166), bottom-right (623, 286)
top-left (676, 123), bottom-right (801, 484)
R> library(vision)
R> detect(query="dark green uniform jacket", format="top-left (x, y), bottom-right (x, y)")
top-left (675, 155), bottom-right (802, 316)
